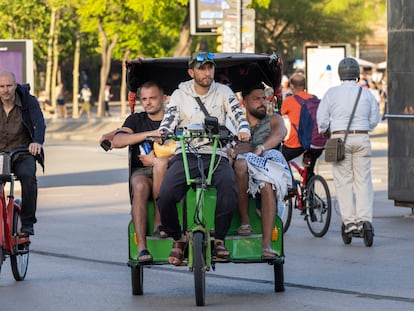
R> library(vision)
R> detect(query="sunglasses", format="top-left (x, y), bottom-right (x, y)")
top-left (195, 52), bottom-right (215, 62)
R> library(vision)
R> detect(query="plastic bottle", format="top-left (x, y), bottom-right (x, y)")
top-left (140, 141), bottom-right (152, 155)
top-left (142, 141), bottom-right (152, 154)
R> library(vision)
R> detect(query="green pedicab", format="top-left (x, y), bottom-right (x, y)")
top-left (126, 53), bottom-right (285, 306)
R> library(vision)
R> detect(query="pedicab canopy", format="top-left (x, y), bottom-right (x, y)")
top-left (126, 52), bottom-right (283, 96)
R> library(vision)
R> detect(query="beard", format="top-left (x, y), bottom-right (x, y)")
top-left (249, 106), bottom-right (266, 120)
top-left (195, 76), bottom-right (213, 88)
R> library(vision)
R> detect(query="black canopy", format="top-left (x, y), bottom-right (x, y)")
top-left (126, 52), bottom-right (282, 95)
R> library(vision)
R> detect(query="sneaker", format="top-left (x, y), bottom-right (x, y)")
top-left (356, 221), bottom-right (364, 231)
top-left (344, 222), bottom-right (357, 234)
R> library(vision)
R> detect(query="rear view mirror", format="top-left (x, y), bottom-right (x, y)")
top-left (204, 116), bottom-right (219, 134)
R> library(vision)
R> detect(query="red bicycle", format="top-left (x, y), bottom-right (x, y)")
top-left (282, 155), bottom-right (332, 237)
top-left (0, 147), bottom-right (31, 280)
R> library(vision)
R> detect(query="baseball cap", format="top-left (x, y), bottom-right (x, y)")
top-left (188, 52), bottom-right (215, 68)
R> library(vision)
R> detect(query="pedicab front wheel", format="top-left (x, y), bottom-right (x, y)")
top-left (193, 231), bottom-right (206, 306)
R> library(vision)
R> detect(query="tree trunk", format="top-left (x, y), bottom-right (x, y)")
top-left (97, 18), bottom-right (118, 118)
top-left (51, 10), bottom-right (60, 119)
top-left (173, 12), bottom-right (192, 57)
top-left (45, 7), bottom-right (56, 113)
top-left (72, 32), bottom-right (81, 118)
top-left (120, 50), bottom-right (130, 118)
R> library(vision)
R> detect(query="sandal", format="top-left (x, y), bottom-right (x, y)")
top-left (138, 249), bottom-right (153, 263)
top-left (153, 225), bottom-right (168, 238)
top-left (237, 224), bottom-right (252, 236)
top-left (262, 247), bottom-right (277, 260)
top-left (214, 240), bottom-right (230, 259)
top-left (168, 240), bottom-right (187, 266)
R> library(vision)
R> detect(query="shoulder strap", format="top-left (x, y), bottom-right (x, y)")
top-left (293, 94), bottom-right (304, 105)
top-left (195, 97), bottom-right (210, 117)
top-left (344, 87), bottom-right (362, 143)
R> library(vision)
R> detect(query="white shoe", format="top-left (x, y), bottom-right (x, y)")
top-left (344, 223), bottom-right (357, 233)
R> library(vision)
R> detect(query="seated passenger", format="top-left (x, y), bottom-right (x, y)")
top-left (231, 83), bottom-right (292, 259)
top-left (100, 81), bottom-right (168, 263)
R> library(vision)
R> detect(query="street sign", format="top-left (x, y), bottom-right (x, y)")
top-left (190, 0), bottom-right (253, 35)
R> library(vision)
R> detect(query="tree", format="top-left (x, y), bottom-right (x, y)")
top-left (252, 0), bottom-right (386, 70)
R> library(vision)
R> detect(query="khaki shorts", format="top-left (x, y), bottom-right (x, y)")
top-left (131, 167), bottom-right (153, 179)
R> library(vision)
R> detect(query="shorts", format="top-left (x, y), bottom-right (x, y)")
top-left (131, 167), bottom-right (153, 179)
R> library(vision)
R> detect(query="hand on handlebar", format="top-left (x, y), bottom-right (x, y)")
top-left (237, 132), bottom-right (250, 142)
top-left (28, 142), bottom-right (42, 156)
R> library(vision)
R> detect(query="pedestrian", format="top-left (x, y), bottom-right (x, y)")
top-left (156, 51), bottom-right (251, 266)
top-left (104, 83), bottom-right (113, 117)
top-left (0, 70), bottom-right (46, 235)
top-left (317, 58), bottom-right (380, 235)
top-left (56, 82), bottom-right (67, 118)
top-left (79, 84), bottom-right (92, 119)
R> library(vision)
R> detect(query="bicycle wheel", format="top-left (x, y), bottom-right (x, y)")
top-left (131, 265), bottom-right (144, 295)
top-left (305, 175), bottom-right (332, 237)
top-left (10, 206), bottom-right (29, 281)
top-left (282, 197), bottom-right (293, 233)
top-left (193, 231), bottom-right (206, 306)
top-left (0, 248), bottom-right (3, 275)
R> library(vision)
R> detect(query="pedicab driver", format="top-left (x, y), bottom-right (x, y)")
top-left (156, 51), bottom-right (251, 266)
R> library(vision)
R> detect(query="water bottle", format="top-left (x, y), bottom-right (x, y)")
top-left (142, 141), bottom-right (152, 154)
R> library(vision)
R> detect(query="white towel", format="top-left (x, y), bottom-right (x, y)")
top-left (239, 149), bottom-right (292, 203)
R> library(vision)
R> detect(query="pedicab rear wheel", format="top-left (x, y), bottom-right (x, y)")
top-left (131, 264), bottom-right (144, 295)
top-left (193, 231), bottom-right (206, 306)
top-left (274, 263), bottom-right (285, 292)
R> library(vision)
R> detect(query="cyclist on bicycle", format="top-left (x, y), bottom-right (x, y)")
top-left (232, 83), bottom-right (291, 259)
top-left (280, 73), bottom-right (324, 182)
top-left (156, 51), bottom-right (251, 266)
top-left (0, 71), bottom-right (45, 236)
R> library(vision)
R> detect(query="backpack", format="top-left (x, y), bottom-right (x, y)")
top-left (293, 95), bottom-right (328, 149)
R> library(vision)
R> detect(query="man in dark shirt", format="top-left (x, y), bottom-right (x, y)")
top-left (100, 81), bottom-right (168, 263)
top-left (0, 71), bottom-right (46, 236)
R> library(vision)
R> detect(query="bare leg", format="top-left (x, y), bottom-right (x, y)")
top-left (234, 158), bottom-right (251, 233)
top-left (131, 174), bottom-right (152, 260)
top-left (152, 157), bottom-right (168, 231)
top-left (260, 183), bottom-right (276, 252)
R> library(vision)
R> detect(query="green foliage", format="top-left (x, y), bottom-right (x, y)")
top-left (122, 0), bottom-right (188, 57)
top-left (0, 0), bottom-right (51, 65)
top-left (252, 0), bottom-right (386, 61)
